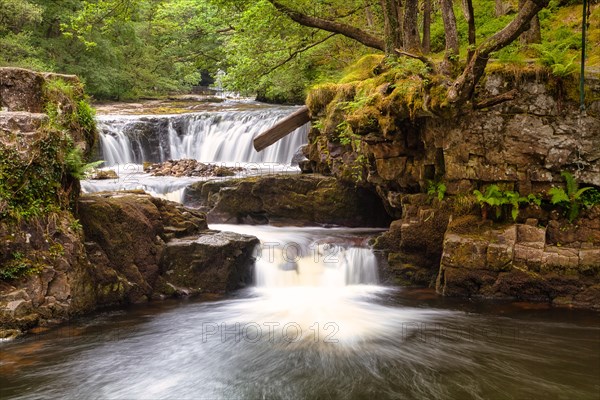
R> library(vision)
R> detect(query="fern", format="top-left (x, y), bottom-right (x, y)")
top-left (549, 172), bottom-right (592, 222)
top-left (65, 148), bottom-right (104, 179)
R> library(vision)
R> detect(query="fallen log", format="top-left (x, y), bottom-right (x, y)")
top-left (253, 105), bottom-right (310, 152)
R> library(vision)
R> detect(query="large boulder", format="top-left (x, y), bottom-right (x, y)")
top-left (0, 192), bottom-right (259, 339)
top-left (184, 174), bottom-right (391, 227)
top-left (161, 231), bottom-right (258, 294)
top-left (78, 191), bottom-right (258, 299)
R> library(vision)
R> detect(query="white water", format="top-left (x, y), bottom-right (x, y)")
top-left (85, 105), bottom-right (308, 201)
top-left (209, 224), bottom-right (428, 345)
top-left (97, 107), bottom-right (309, 166)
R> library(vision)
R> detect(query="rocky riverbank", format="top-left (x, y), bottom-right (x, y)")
top-left (0, 191), bottom-right (258, 339)
top-left (0, 68), bottom-right (260, 339)
top-left (303, 62), bottom-right (600, 309)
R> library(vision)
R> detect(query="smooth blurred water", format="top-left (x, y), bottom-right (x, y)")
top-left (1, 225), bottom-right (598, 400)
top-left (97, 107), bottom-right (308, 166)
top-left (84, 103), bottom-right (308, 202)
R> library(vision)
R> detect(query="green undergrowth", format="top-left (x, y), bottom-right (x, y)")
top-left (0, 77), bottom-right (98, 222)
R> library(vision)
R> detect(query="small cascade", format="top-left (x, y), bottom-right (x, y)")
top-left (97, 107), bottom-right (308, 166)
top-left (210, 224), bottom-right (380, 288)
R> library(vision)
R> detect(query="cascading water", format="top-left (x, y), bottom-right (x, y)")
top-left (4, 224), bottom-right (597, 399)
top-left (5, 101), bottom-right (597, 400)
top-left (96, 107), bottom-right (308, 166)
top-left (209, 224), bottom-right (410, 345)
top-left (85, 104), bottom-right (308, 202)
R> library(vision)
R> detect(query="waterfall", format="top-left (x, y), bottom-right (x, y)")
top-left (96, 107), bottom-right (309, 166)
top-left (210, 224), bottom-right (380, 288)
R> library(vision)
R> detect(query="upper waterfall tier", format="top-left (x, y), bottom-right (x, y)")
top-left (97, 106), bottom-right (309, 166)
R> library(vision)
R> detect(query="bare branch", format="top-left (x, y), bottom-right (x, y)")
top-left (473, 89), bottom-right (518, 109)
top-left (266, 0), bottom-right (384, 51)
top-left (261, 33), bottom-right (338, 77)
top-left (394, 49), bottom-right (437, 72)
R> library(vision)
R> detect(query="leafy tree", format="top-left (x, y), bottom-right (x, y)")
top-left (0, 0), bottom-right (46, 68)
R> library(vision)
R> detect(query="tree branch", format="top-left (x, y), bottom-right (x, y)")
top-left (261, 33), bottom-right (338, 77)
top-left (473, 89), bottom-right (518, 109)
top-left (266, 0), bottom-right (384, 51)
top-left (394, 49), bottom-right (437, 72)
top-left (448, 0), bottom-right (549, 103)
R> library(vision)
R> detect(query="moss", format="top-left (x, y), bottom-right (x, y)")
top-left (338, 54), bottom-right (386, 84)
top-left (0, 76), bottom-right (99, 222)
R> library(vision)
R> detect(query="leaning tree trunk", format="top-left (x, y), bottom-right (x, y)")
top-left (448, 0), bottom-right (550, 104)
top-left (381, 0), bottom-right (403, 54)
top-left (439, 0), bottom-right (459, 70)
top-left (422, 0), bottom-right (432, 53)
top-left (403, 0), bottom-right (421, 52)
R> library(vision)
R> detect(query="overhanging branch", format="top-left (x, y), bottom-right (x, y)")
top-left (261, 33), bottom-right (338, 77)
top-left (266, 0), bottom-right (384, 51)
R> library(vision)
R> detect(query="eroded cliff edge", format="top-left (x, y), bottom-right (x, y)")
top-left (303, 60), bottom-right (600, 309)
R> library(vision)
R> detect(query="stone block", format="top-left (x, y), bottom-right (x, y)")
top-left (517, 224), bottom-right (546, 248)
top-left (441, 234), bottom-right (488, 269)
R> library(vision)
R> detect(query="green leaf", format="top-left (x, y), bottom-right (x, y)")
top-left (549, 187), bottom-right (569, 204)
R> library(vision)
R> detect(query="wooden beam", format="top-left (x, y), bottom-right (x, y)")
top-left (253, 105), bottom-right (310, 152)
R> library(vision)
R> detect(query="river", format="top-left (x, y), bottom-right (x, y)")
top-left (1, 99), bottom-right (598, 399)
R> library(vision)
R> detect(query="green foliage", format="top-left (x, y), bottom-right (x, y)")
top-left (69, 218), bottom-right (84, 233)
top-left (473, 185), bottom-right (536, 221)
top-left (1, 0), bottom-right (596, 101)
top-left (549, 172), bottom-right (592, 222)
top-left (0, 132), bottom-right (64, 221)
top-left (427, 180), bottom-right (447, 201)
top-left (0, 251), bottom-right (43, 281)
top-left (0, 0), bottom-right (45, 68)
top-left (531, 43), bottom-right (577, 78)
top-left (581, 188), bottom-right (600, 209)
top-left (65, 148), bottom-right (104, 180)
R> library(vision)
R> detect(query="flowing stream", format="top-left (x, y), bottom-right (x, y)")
top-left (1, 101), bottom-right (598, 399)
top-left (83, 102), bottom-right (308, 201)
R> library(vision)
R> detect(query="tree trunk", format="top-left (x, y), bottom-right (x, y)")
top-left (381, 0), bottom-right (403, 54)
top-left (495, 0), bottom-right (507, 16)
top-left (422, 0), bottom-right (432, 53)
top-left (439, 0), bottom-right (459, 68)
top-left (365, 1), bottom-right (375, 27)
top-left (462, 0), bottom-right (476, 61)
top-left (519, 0), bottom-right (541, 44)
top-left (448, 0), bottom-right (549, 104)
top-left (403, 0), bottom-right (421, 52)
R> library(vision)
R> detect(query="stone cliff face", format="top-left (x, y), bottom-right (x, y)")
top-left (306, 65), bottom-right (600, 308)
top-left (305, 68), bottom-right (599, 216)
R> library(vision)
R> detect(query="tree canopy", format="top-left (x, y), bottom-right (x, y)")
top-left (0, 0), bottom-right (595, 102)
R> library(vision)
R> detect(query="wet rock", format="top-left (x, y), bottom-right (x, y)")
top-left (89, 169), bottom-right (118, 180)
top-left (160, 231), bottom-right (259, 294)
top-left (144, 159), bottom-right (244, 177)
top-left (184, 174), bottom-right (391, 227)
